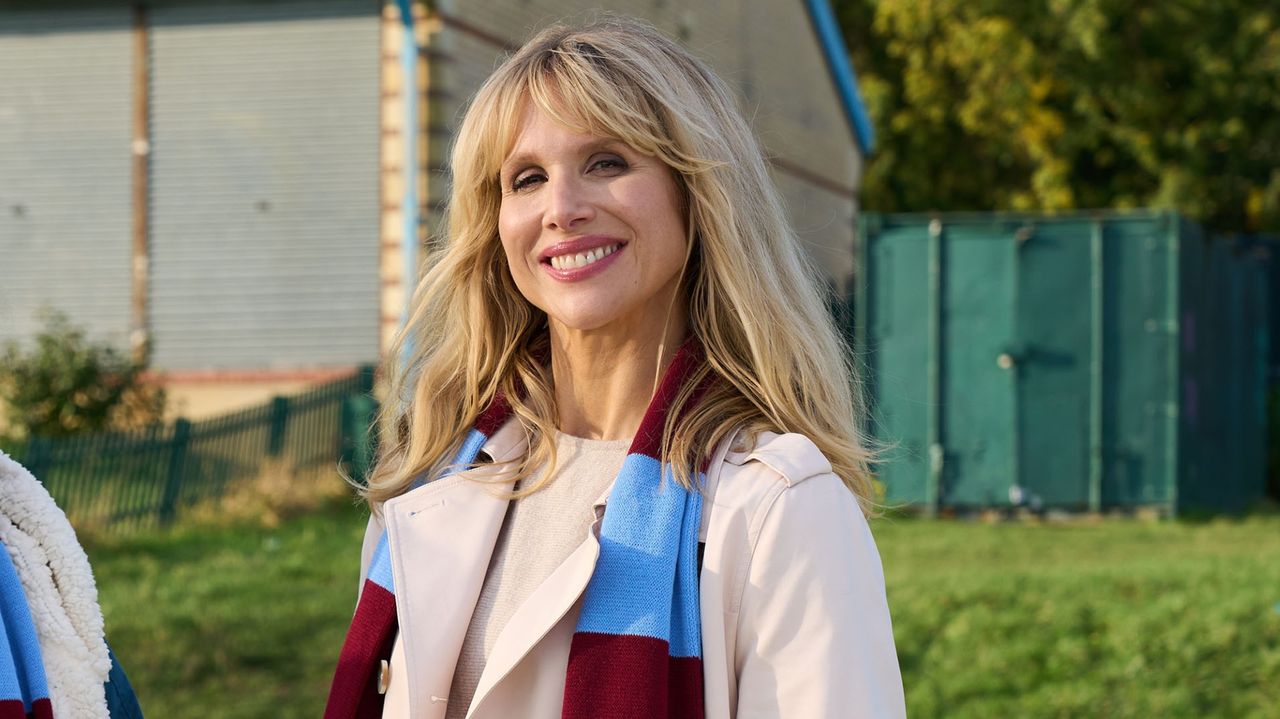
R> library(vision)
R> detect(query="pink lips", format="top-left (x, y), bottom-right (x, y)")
top-left (539, 236), bottom-right (626, 282)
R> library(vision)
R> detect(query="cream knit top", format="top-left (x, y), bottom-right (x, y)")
top-left (433, 431), bottom-right (630, 719)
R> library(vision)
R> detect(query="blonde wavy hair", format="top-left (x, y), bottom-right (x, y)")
top-left (363, 17), bottom-right (878, 513)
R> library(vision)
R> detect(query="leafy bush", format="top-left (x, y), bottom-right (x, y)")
top-left (0, 310), bottom-right (166, 441)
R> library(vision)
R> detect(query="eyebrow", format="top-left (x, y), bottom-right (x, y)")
top-left (500, 138), bottom-right (630, 175)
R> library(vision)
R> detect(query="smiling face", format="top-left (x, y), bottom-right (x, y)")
top-left (497, 104), bottom-right (689, 337)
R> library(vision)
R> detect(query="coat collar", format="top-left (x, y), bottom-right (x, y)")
top-left (381, 418), bottom-right (605, 718)
top-left (380, 418), bottom-right (524, 718)
top-left (379, 420), bottom-right (739, 718)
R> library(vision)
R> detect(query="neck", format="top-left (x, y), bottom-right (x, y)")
top-left (549, 302), bottom-right (689, 441)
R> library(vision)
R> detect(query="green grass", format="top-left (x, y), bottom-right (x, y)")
top-left (875, 516), bottom-right (1280, 718)
top-left (86, 499), bottom-right (370, 719)
top-left (87, 507), bottom-right (1280, 718)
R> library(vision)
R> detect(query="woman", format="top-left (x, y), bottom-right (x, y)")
top-left (326, 17), bottom-right (904, 719)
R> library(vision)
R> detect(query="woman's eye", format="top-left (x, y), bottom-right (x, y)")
top-left (510, 172), bottom-right (544, 191)
top-left (590, 156), bottom-right (627, 173)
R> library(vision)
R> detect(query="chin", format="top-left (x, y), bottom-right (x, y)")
top-left (550, 314), bottom-right (616, 333)
top-left (543, 302), bottom-right (628, 333)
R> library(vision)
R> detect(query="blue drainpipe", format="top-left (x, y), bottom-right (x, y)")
top-left (397, 0), bottom-right (419, 364)
top-left (802, 0), bottom-right (876, 154)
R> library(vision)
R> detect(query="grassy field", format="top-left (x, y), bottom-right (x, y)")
top-left (86, 499), bottom-right (368, 718)
top-left (874, 515), bottom-right (1280, 718)
top-left (86, 502), bottom-right (1280, 718)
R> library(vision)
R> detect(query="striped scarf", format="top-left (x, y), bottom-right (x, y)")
top-left (1, 542), bottom-right (55, 719)
top-left (326, 339), bottom-right (711, 719)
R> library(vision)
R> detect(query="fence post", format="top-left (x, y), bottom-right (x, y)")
top-left (341, 394), bottom-right (379, 485)
top-left (267, 396), bottom-right (290, 457)
top-left (159, 419), bottom-right (191, 526)
top-left (22, 436), bottom-right (53, 481)
top-left (358, 364), bottom-right (375, 395)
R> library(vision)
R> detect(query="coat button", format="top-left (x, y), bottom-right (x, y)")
top-left (378, 659), bottom-right (391, 695)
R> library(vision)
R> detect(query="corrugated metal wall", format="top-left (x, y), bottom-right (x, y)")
top-left (148, 0), bottom-right (380, 370)
top-left (0, 6), bottom-right (134, 351)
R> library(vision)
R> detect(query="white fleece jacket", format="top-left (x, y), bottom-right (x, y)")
top-left (0, 450), bottom-right (111, 719)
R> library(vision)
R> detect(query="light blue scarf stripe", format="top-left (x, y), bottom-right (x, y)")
top-left (366, 537), bottom-right (394, 592)
top-left (454, 429), bottom-right (488, 471)
top-left (574, 454), bottom-right (703, 657)
top-left (0, 544), bottom-right (50, 711)
top-left (668, 470), bottom-right (705, 658)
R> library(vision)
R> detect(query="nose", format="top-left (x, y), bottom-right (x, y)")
top-left (543, 174), bottom-right (594, 231)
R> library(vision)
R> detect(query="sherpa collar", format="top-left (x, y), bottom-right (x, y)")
top-left (0, 451), bottom-right (111, 719)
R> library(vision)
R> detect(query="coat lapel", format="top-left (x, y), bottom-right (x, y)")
top-left (464, 496), bottom-right (606, 717)
top-left (382, 419), bottom-right (525, 719)
top-left (384, 420), bottom-right (742, 719)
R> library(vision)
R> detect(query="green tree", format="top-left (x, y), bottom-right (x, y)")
top-left (0, 310), bottom-right (166, 440)
top-left (837, 0), bottom-right (1280, 232)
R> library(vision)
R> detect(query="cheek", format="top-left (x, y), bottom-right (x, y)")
top-left (499, 236), bottom-right (536, 304)
top-left (497, 212), bottom-right (528, 272)
top-left (496, 224), bottom-right (549, 316)
top-left (645, 184), bottom-right (688, 259)
top-left (645, 172), bottom-right (686, 235)
top-left (497, 229), bottom-right (517, 268)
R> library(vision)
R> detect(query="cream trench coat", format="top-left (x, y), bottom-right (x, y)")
top-left (356, 419), bottom-right (906, 719)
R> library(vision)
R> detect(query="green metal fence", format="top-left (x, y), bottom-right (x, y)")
top-left (4, 366), bottom-right (376, 532)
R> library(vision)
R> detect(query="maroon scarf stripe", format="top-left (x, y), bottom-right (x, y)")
top-left (562, 634), bottom-right (705, 719)
top-left (324, 581), bottom-right (399, 719)
top-left (0, 700), bottom-right (52, 719)
top-left (474, 392), bottom-right (513, 437)
top-left (562, 633), bottom-right (673, 719)
top-left (629, 339), bottom-right (710, 461)
top-left (666, 657), bottom-right (706, 719)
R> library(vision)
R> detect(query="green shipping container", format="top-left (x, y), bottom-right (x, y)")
top-left (855, 210), bottom-right (1268, 515)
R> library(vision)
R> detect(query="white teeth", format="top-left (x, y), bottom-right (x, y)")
top-left (550, 243), bottom-right (620, 271)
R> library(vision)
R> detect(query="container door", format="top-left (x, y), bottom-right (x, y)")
top-left (864, 229), bottom-right (932, 505)
top-left (1102, 218), bottom-right (1177, 506)
top-left (939, 226), bottom-right (1018, 506)
top-left (1013, 223), bottom-right (1093, 508)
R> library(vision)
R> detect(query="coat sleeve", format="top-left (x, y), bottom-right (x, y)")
top-left (733, 472), bottom-right (906, 719)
